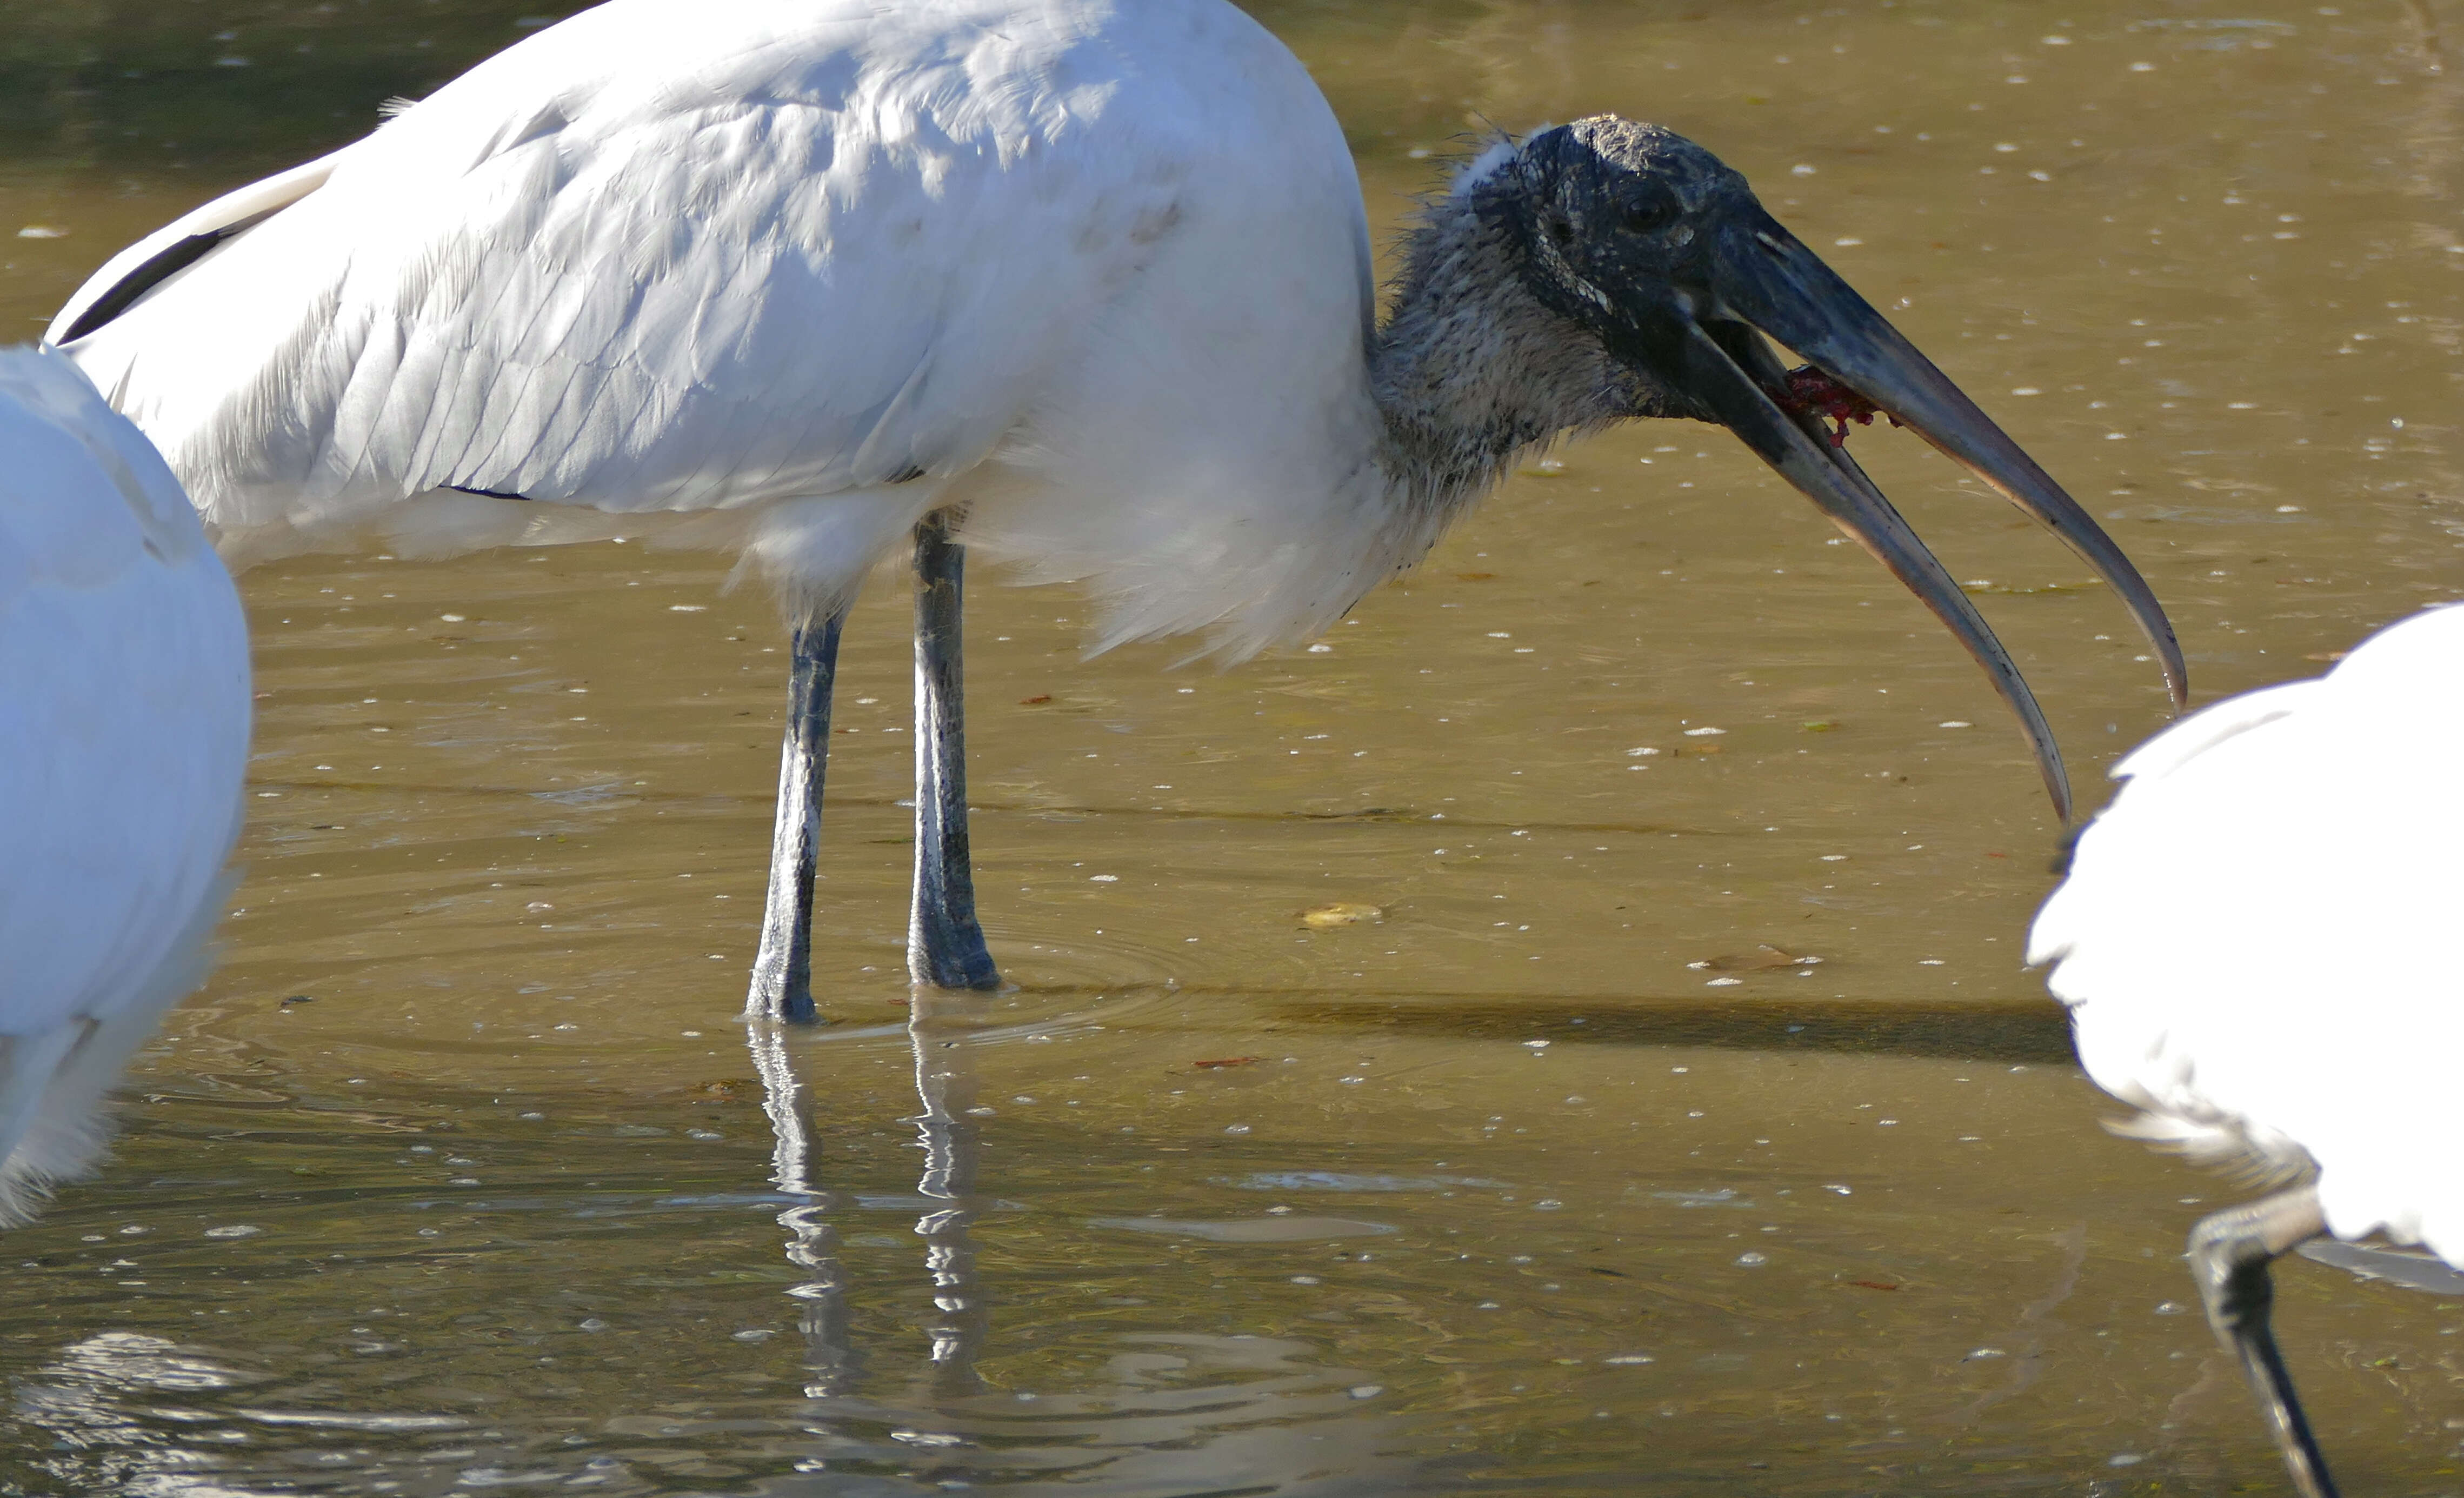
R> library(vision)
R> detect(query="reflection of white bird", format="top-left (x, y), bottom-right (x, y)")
top-left (51, 0), bottom-right (2179, 1021)
top-left (0, 347), bottom-right (251, 1224)
top-left (2030, 603), bottom-right (2464, 1498)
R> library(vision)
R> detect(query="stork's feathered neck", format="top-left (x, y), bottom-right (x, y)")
top-left (1366, 152), bottom-right (1653, 525)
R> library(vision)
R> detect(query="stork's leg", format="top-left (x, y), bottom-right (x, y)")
top-left (909, 514), bottom-right (1000, 989)
top-left (2187, 1185), bottom-right (2340, 1498)
top-left (746, 609), bottom-right (848, 1023)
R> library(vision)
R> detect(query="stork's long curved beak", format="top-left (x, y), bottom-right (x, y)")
top-left (1609, 214), bottom-right (2186, 821)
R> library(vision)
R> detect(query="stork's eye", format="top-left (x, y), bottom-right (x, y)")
top-left (1619, 183), bottom-right (1680, 234)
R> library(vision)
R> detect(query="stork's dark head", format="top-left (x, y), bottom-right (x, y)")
top-left (1450, 116), bottom-right (2186, 819)
top-left (1477, 119), bottom-right (1757, 425)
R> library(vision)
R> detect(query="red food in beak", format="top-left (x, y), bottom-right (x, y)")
top-left (1780, 363), bottom-right (1902, 445)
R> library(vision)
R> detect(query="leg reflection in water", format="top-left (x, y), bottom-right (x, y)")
top-left (748, 1017), bottom-right (863, 1398)
top-left (745, 987), bottom-right (991, 1407)
top-left (742, 1001), bottom-right (1416, 1493)
top-left (908, 985), bottom-right (991, 1394)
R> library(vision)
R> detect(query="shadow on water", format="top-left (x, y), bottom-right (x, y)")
top-left (1245, 994), bottom-right (2076, 1066)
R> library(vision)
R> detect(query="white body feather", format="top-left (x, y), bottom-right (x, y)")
top-left (0, 347), bottom-right (251, 1223)
top-left (51, 0), bottom-right (1403, 660)
top-left (2029, 603), bottom-right (2464, 1262)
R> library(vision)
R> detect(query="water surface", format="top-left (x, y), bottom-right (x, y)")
top-left (3, 1), bottom-right (2463, 1492)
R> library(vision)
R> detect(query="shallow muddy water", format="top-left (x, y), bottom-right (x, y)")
top-left (5, 0), bottom-right (2464, 1493)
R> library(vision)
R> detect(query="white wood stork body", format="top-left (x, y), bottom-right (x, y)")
top-left (2030, 601), bottom-right (2464, 1498)
top-left (0, 347), bottom-right (251, 1224)
top-left (52, 0), bottom-right (2178, 1016)
top-left (53, 0), bottom-right (1386, 656)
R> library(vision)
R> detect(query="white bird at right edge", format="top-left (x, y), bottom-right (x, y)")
top-left (0, 347), bottom-right (251, 1226)
top-left (2031, 602), bottom-right (2464, 1498)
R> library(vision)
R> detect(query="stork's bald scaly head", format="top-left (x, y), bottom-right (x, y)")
top-left (1477, 118), bottom-right (1757, 425)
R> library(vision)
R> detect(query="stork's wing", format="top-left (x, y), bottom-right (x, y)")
top-left (52, 0), bottom-right (1256, 542)
top-left (51, 155), bottom-right (341, 349)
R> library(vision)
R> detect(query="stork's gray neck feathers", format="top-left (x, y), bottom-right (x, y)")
top-left (1366, 170), bottom-right (1645, 523)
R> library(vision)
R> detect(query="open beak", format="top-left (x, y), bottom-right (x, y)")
top-left (1612, 214), bottom-right (2186, 822)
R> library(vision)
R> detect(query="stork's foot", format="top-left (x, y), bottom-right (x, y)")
top-left (911, 906), bottom-right (1000, 990)
top-left (2187, 1186), bottom-right (2339, 1498)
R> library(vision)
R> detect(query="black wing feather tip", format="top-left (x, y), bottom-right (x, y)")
top-left (58, 230), bottom-right (231, 344)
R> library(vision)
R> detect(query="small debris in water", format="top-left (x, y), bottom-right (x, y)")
top-left (1700, 944), bottom-right (1823, 973)
top-left (1301, 902), bottom-right (1383, 928)
top-left (1191, 1056), bottom-right (1261, 1070)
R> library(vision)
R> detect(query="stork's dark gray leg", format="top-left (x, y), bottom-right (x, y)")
top-left (2188, 1185), bottom-right (2339, 1498)
top-left (747, 610), bottom-right (848, 1023)
top-left (908, 515), bottom-right (1000, 990)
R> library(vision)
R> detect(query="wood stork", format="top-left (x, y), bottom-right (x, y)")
top-left (2030, 602), bottom-right (2464, 1498)
top-left (0, 346), bottom-right (251, 1225)
top-left (48, 0), bottom-right (2182, 1020)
